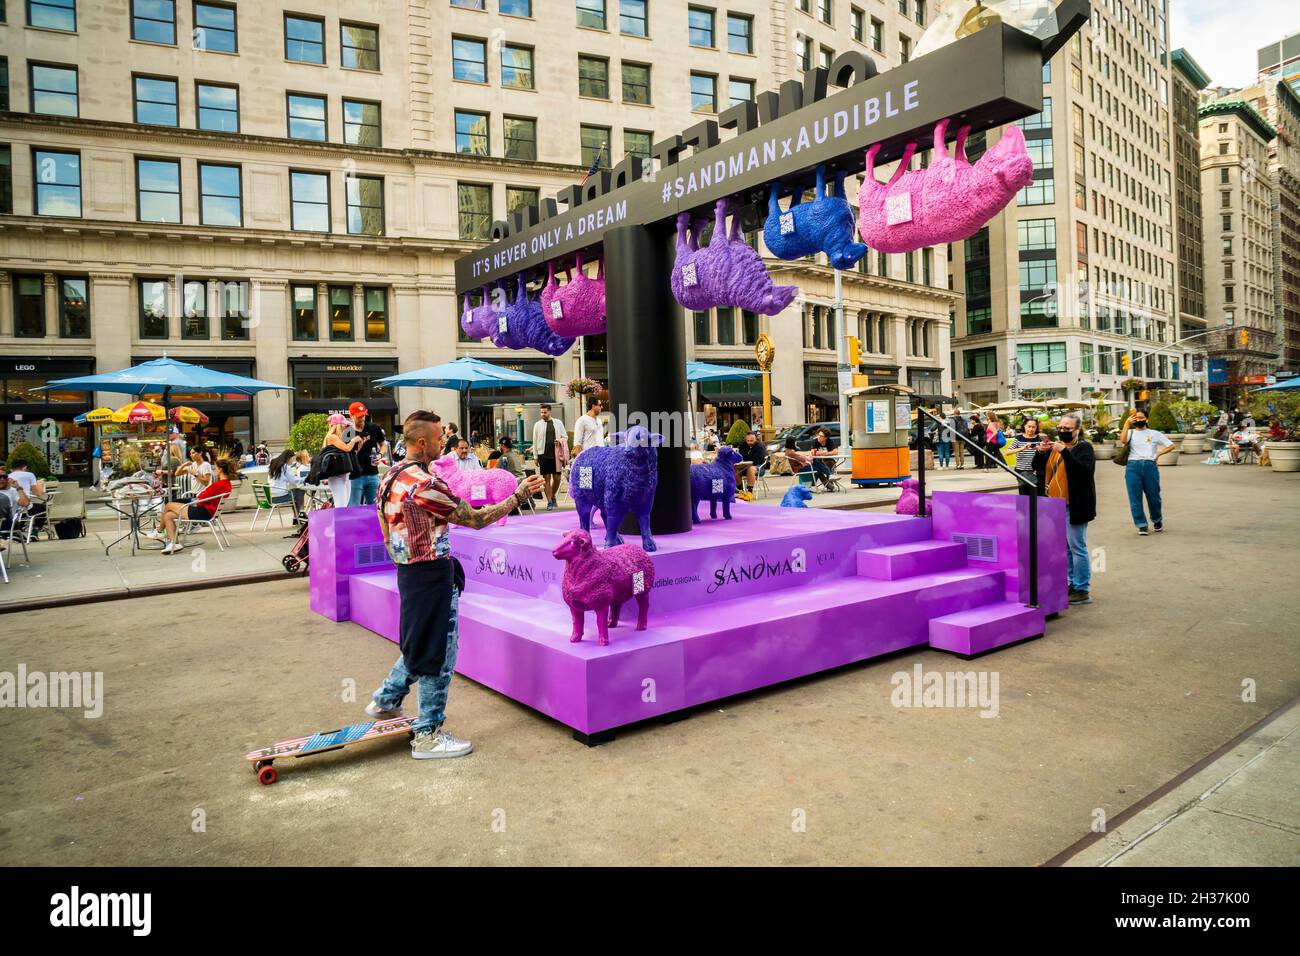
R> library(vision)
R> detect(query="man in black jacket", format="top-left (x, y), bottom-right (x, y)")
top-left (1032, 413), bottom-right (1096, 606)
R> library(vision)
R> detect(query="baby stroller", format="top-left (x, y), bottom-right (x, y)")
top-left (282, 500), bottom-right (330, 573)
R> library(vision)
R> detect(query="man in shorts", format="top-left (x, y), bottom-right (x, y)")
top-left (531, 403), bottom-right (567, 511)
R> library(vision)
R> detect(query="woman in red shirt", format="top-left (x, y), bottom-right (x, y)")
top-left (149, 457), bottom-right (236, 554)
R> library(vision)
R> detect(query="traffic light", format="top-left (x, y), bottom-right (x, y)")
top-left (847, 336), bottom-right (862, 366)
top-left (1240, 329), bottom-right (1249, 347)
top-left (1120, 353), bottom-right (1130, 373)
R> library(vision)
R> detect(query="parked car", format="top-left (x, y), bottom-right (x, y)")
top-left (765, 422), bottom-right (842, 455)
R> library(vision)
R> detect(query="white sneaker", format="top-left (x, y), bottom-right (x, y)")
top-left (161, 542), bottom-right (184, 554)
top-left (411, 728), bottom-right (473, 759)
top-left (143, 530), bottom-right (164, 540)
top-left (365, 700), bottom-right (402, 719)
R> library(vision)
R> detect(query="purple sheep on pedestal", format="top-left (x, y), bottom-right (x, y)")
top-left (552, 529), bottom-right (655, 646)
top-left (568, 425), bottom-right (661, 552)
top-left (689, 445), bottom-right (741, 523)
top-left (431, 454), bottom-right (519, 525)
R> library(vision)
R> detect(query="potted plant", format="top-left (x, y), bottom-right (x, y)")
top-left (1169, 398), bottom-right (1217, 454)
top-left (1089, 406), bottom-right (1118, 460)
top-left (565, 376), bottom-right (603, 399)
top-left (1250, 392), bottom-right (1300, 472)
top-left (4, 441), bottom-right (53, 478)
top-left (1147, 401), bottom-right (1180, 466)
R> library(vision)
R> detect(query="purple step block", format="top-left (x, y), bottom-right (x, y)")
top-left (856, 540), bottom-right (968, 580)
top-left (308, 506), bottom-right (389, 621)
top-left (928, 601), bottom-right (1046, 656)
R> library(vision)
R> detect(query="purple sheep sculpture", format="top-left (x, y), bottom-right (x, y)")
top-left (569, 424), bottom-right (661, 552)
top-left (540, 254), bottom-right (607, 337)
top-left (431, 454), bottom-right (519, 525)
top-left (490, 274), bottom-right (575, 356)
top-left (672, 200), bottom-right (799, 316)
top-left (690, 445), bottom-right (741, 523)
top-left (858, 118), bottom-right (1034, 254)
top-left (460, 285), bottom-right (500, 340)
top-left (895, 477), bottom-right (920, 516)
top-left (552, 529), bottom-right (655, 646)
top-left (764, 165), bottom-right (868, 270)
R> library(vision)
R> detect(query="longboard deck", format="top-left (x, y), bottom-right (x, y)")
top-left (246, 717), bottom-right (415, 783)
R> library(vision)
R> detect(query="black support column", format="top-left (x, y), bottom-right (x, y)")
top-left (603, 222), bottom-right (693, 536)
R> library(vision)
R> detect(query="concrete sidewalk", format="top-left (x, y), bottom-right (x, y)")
top-left (1056, 698), bottom-right (1300, 866)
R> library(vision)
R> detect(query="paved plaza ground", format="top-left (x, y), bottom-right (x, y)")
top-left (1, 457), bottom-right (1295, 866)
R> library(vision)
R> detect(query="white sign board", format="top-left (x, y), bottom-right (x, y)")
top-left (866, 400), bottom-right (891, 434)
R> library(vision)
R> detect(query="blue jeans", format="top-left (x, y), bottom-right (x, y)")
top-left (936, 440), bottom-right (952, 467)
top-left (350, 473), bottom-right (380, 506)
top-left (1125, 459), bottom-right (1162, 529)
top-left (1065, 506), bottom-right (1090, 593)
top-left (371, 585), bottom-right (460, 735)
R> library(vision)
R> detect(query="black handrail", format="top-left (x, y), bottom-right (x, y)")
top-left (914, 408), bottom-right (1039, 610)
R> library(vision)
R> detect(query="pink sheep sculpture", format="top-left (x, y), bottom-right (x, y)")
top-left (857, 118), bottom-right (1035, 254)
top-left (431, 453), bottom-right (519, 525)
top-left (895, 477), bottom-right (920, 516)
top-left (540, 254), bottom-right (607, 337)
top-left (552, 529), bottom-right (655, 646)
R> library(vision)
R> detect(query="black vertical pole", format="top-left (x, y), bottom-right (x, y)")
top-left (1027, 482), bottom-right (1040, 609)
top-left (603, 223), bottom-right (693, 536)
top-left (915, 408), bottom-right (926, 518)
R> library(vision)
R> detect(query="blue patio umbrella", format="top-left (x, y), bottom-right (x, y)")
top-left (686, 361), bottom-right (763, 383)
top-left (1253, 377), bottom-right (1300, 392)
top-left (40, 355), bottom-right (291, 399)
top-left (374, 356), bottom-right (559, 391)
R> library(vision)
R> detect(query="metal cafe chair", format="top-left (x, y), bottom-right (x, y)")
top-left (177, 493), bottom-right (233, 551)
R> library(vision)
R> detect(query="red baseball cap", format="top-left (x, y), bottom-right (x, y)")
top-left (348, 402), bottom-right (368, 417)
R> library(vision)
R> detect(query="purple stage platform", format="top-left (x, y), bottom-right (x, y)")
top-left (310, 492), bottom-right (1068, 742)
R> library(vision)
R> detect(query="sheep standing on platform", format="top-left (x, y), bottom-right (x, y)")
top-left (689, 446), bottom-right (741, 523)
top-left (569, 425), bottom-right (661, 552)
top-left (431, 454), bottom-right (520, 524)
top-left (552, 530), bottom-right (655, 645)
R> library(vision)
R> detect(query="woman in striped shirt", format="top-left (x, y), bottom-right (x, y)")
top-left (1005, 418), bottom-right (1045, 494)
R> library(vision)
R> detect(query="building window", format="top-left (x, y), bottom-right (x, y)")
top-left (501, 0), bottom-right (532, 15)
top-left (899, 35), bottom-right (910, 63)
top-left (820, 45), bottom-right (834, 69)
top-left (915, 0), bottom-right (925, 26)
top-left (364, 287), bottom-right (388, 341)
top-left (621, 61), bottom-right (651, 104)
top-left (624, 129), bottom-right (652, 163)
top-left (818, 0), bottom-right (832, 24)
top-left (134, 75), bottom-right (178, 126)
top-left (963, 347), bottom-right (997, 378)
top-left (0, 145), bottom-right (11, 215)
top-left (455, 110), bottom-right (489, 155)
top-left (58, 276), bottom-right (89, 337)
top-left (290, 170), bottom-right (330, 232)
top-left (451, 0), bottom-right (485, 8)
top-left (133, 0), bottom-right (176, 44)
top-left (580, 124), bottom-right (611, 168)
top-left (13, 276), bottom-right (44, 338)
top-left (870, 18), bottom-right (883, 53)
top-left (193, 2), bottom-right (237, 53)
top-left (30, 63), bottom-right (78, 116)
top-left (690, 72), bottom-right (716, 112)
top-left (457, 182), bottom-right (491, 239)
top-left (180, 279), bottom-right (206, 338)
top-left (851, 7), bottom-right (863, 42)
top-left (688, 7), bottom-right (713, 47)
top-left (343, 99), bottom-right (381, 146)
top-left (284, 13), bottom-right (324, 63)
top-left (29, 0), bottom-right (76, 31)
top-left (729, 78), bottom-right (754, 106)
top-left (620, 0), bottom-right (646, 36)
top-left (501, 44), bottom-right (534, 89)
top-left (1017, 217), bottom-right (1056, 250)
top-left (694, 310), bottom-right (709, 345)
top-left (136, 157), bottom-right (181, 223)
top-left (576, 0), bottom-right (605, 30)
top-left (341, 22), bottom-right (379, 70)
top-left (328, 286), bottom-right (352, 340)
top-left (346, 175), bottom-right (384, 235)
top-left (217, 280), bottom-right (248, 340)
top-left (727, 13), bottom-right (752, 54)
top-left (287, 93), bottom-right (326, 141)
top-left (578, 55), bottom-right (609, 98)
top-left (1079, 342), bottom-right (1093, 374)
top-left (798, 36), bottom-right (812, 70)
top-left (1016, 342), bottom-right (1066, 374)
top-left (452, 36), bottom-right (486, 82)
top-left (196, 82), bottom-right (239, 132)
top-left (1, 58), bottom-right (7, 112)
top-left (506, 185), bottom-right (538, 218)
top-left (198, 162), bottom-right (241, 226)
top-left (33, 149), bottom-right (81, 217)
top-left (291, 285), bottom-right (316, 340)
top-left (1018, 178), bottom-right (1055, 206)
top-left (504, 116), bottom-right (537, 160)
top-left (139, 279), bottom-right (169, 339)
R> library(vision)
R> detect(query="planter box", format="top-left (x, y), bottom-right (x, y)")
top-left (1182, 434), bottom-right (1206, 454)
top-left (1157, 450), bottom-right (1179, 466)
top-left (909, 449), bottom-right (935, 471)
top-left (1093, 442), bottom-right (1116, 461)
top-left (1266, 441), bottom-right (1300, 472)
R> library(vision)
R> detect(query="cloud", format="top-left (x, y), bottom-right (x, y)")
top-left (1171, 1), bottom-right (1300, 89)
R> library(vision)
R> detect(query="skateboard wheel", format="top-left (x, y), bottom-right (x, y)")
top-left (257, 765), bottom-right (278, 786)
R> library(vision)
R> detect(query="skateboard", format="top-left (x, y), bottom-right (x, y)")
top-left (245, 717), bottom-right (416, 785)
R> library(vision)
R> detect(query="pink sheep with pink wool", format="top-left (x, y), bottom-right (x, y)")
top-left (430, 454), bottom-right (519, 525)
top-left (551, 530), bottom-right (655, 646)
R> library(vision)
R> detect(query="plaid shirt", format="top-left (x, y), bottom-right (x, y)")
top-left (379, 461), bottom-right (460, 565)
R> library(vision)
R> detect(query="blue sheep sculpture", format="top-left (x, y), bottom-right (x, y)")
top-left (781, 484), bottom-right (813, 508)
top-left (569, 425), bottom-right (661, 552)
top-left (763, 165), bottom-right (868, 270)
top-left (689, 446), bottom-right (741, 523)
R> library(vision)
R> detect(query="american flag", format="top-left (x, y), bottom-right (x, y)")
top-left (581, 143), bottom-right (607, 185)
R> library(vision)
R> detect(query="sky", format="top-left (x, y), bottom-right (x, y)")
top-left (1170, 0), bottom-right (1300, 89)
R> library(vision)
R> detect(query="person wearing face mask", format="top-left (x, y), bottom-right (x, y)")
top-left (1031, 413), bottom-right (1096, 606)
top-left (1120, 409), bottom-right (1175, 535)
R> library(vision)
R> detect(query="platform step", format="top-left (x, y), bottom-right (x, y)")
top-left (927, 601), bottom-right (1046, 657)
top-left (856, 540), bottom-right (969, 580)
